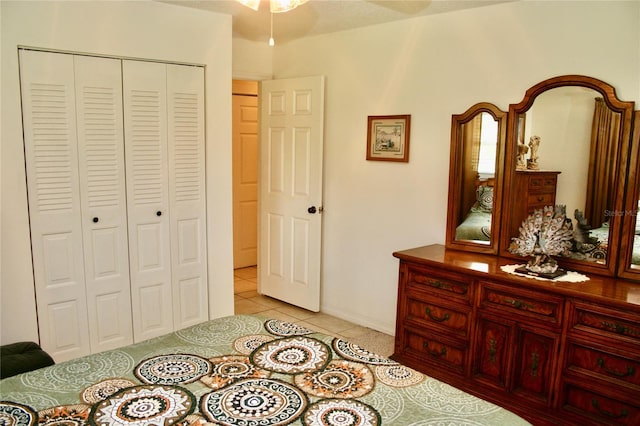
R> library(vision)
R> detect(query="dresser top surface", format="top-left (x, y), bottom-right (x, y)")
top-left (393, 244), bottom-right (640, 309)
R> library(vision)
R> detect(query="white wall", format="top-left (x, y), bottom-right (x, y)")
top-left (0, 0), bottom-right (235, 344)
top-left (266, 1), bottom-right (640, 334)
top-left (233, 38), bottom-right (273, 80)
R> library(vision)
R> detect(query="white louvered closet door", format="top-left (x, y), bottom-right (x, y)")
top-left (167, 64), bottom-right (209, 329)
top-left (74, 55), bottom-right (134, 352)
top-left (19, 50), bottom-right (91, 361)
top-left (122, 60), bottom-right (174, 342)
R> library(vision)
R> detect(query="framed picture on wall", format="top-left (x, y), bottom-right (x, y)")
top-left (366, 115), bottom-right (411, 162)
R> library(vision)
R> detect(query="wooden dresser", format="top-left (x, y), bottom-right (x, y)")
top-left (509, 170), bottom-right (561, 237)
top-left (392, 245), bottom-right (640, 426)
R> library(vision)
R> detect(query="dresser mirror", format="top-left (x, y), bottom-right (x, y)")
top-left (446, 102), bottom-right (506, 254)
top-left (499, 75), bottom-right (636, 276)
top-left (618, 111), bottom-right (640, 280)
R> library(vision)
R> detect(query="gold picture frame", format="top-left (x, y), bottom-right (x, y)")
top-left (366, 115), bottom-right (411, 162)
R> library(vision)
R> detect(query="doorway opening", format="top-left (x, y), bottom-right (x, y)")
top-left (232, 80), bottom-right (259, 303)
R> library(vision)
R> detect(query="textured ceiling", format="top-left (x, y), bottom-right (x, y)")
top-left (160, 0), bottom-right (511, 44)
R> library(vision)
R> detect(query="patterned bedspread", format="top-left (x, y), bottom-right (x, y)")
top-left (0, 314), bottom-right (530, 425)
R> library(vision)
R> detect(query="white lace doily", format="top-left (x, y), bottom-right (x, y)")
top-left (501, 264), bottom-right (590, 283)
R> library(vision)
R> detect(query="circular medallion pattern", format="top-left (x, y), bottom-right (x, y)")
top-left (264, 319), bottom-right (314, 336)
top-left (303, 398), bottom-right (381, 426)
top-left (200, 378), bottom-right (307, 426)
top-left (233, 334), bottom-right (275, 355)
top-left (177, 315), bottom-right (263, 346)
top-left (21, 351), bottom-right (133, 392)
top-left (294, 360), bottom-right (374, 398)
top-left (251, 337), bottom-right (331, 374)
top-left (331, 339), bottom-right (397, 365)
top-left (404, 379), bottom-right (501, 416)
top-left (0, 401), bottom-right (37, 426)
top-left (374, 365), bottom-right (425, 388)
top-left (81, 378), bottom-right (137, 404)
top-left (134, 354), bottom-right (211, 385)
top-left (38, 404), bottom-right (90, 426)
top-left (89, 384), bottom-right (195, 426)
top-left (200, 355), bottom-right (271, 389)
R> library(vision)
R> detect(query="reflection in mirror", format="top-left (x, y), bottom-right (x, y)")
top-left (446, 103), bottom-right (506, 255)
top-left (515, 87), bottom-right (619, 263)
top-left (500, 75), bottom-right (635, 276)
top-left (620, 111), bottom-right (640, 277)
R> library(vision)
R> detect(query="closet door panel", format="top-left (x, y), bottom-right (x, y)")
top-left (74, 55), bottom-right (134, 352)
top-left (19, 50), bottom-right (90, 361)
top-left (167, 64), bottom-right (208, 328)
top-left (123, 60), bottom-right (173, 342)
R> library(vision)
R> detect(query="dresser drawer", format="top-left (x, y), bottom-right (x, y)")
top-left (402, 327), bottom-right (469, 375)
top-left (565, 340), bottom-right (640, 388)
top-left (561, 381), bottom-right (640, 425)
top-left (479, 281), bottom-right (563, 326)
top-left (405, 289), bottom-right (471, 338)
top-left (528, 175), bottom-right (557, 191)
top-left (569, 301), bottom-right (640, 346)
top-left (406, 265), bottom-right (472, 303)
top-left (527, 192), bottom-right (554, 208)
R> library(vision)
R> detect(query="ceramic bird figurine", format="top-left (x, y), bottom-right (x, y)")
top-left (508, 205), bottom-right (573, 274)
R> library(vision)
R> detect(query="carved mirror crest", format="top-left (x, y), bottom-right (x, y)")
top-left (446, 102), bottom-right (506, 254)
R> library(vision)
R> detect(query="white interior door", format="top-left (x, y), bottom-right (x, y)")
top-left (19, 49), bottom-right (91, 361)
top-left (259, 76), bottom-right (325, 312)
top-left (233, 84), bottom-right (259, 269)
top-left (166, 64), bottom-right (208, 329)
top-left (123, 60), bottom-right (173, 341)
top-left (74, 55), bottom-right (134, 352)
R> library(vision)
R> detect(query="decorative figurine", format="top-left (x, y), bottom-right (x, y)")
top-left (516, 142), bottom-right (529, 170)
top-left (527, 135), bottom-right (541, 170)
top-left (570, 209), bottom-right (607, 260)
top-left (508, 205), bottom-right (573, 278)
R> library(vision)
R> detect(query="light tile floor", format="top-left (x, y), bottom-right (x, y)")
top-left (234, 266), bottom-right (395, 357)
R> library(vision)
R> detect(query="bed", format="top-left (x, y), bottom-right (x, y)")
top-left (454, 210), bottom-right (492, 241)
top-left (455, 183), bottom-right (493, 242)
top-left (0, 314), bottom-right (530, 425)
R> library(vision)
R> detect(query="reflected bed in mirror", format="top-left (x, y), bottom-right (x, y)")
top-left (500, 75), bottom-right (636, 276)
top-left (446, 103), bottom-right (506, 254)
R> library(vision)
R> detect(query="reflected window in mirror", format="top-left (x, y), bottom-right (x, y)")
top-left (446, 103), bottom-right (506, 255)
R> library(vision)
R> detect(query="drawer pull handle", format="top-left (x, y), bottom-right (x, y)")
top-left (597, 357), bottom-right (636, 378)
top-left (428, 280), bottom-right (451, 290)
top-left (489, 339), bottom-right (497, 364)
top-left (601, 321), bottom-right (639, 337)
top-left (425, 307), bottom-right (450, 323)
top-left (591, 399), bottom-right (628, 419)
top-left (504, 298), bottom-right (534, 310)
top-left (423, 341), bottom-right (447, 358)
top-left (414, 276), bottom-right (452, 290)
top-left (530, 352), bottom-right (539, 377)
top-left (537, 196), bottom-right (544, 202)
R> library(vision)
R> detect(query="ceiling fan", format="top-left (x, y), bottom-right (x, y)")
top-left (235, 0), bottom-right (309, 45)
top-left (236, 0), bottom-right (309, 13)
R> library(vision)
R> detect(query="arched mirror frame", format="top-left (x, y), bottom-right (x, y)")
top-left (618, 111), bottom-right (640, 280)
top-left (499, 75), bottom-right (636, 276)
top-left (446, 102), bottom-right (507, 255)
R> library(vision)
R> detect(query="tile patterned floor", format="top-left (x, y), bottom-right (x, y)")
top-left (234, 266), bottom-right (395, 357)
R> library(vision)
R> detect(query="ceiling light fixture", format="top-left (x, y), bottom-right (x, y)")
top-left (236, 0), bottom-right (309, 46)
top-left (236, 0), bottom-right (308, 13)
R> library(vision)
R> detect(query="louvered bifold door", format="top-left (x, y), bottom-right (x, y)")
top-left (19, 50), bottom-right (91, 361)
top-left (74, 55), bottom-right (134, 352)
top-left (122, 60), bottom-right (174, 342)
top-left (167, 64), bottom-right (208, 329)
